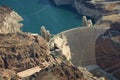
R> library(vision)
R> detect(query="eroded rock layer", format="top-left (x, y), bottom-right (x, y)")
top-left (13, 63), bottom-right (102, 80)
top-left (0, 32), bottom-right (50, 72)
top-left (52, 0), bottom-right (120, 27)
top-left (0, 68), bottom-right (16, 80)
top-left (0, 6), bottom-right (23, 34)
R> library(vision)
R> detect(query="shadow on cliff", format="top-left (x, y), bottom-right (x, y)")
top-left (95, 22), bottom-right (120, 79)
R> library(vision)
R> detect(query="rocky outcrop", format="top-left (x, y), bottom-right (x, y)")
top-left (95, 14), bottom-right (120, 27)
top-left (0, 32), bottom-right (50, 72)
top-left (0, 68), bottom-right (16, 80)
top-left (75, 0), bottom-right (120, 27)
top-left (13, 63), bottom-right (103, 80)
top-left (96, 22), bottom-right (120, 79)
top-left (74, 0), bottom-right (120, 23)
top-left (52, 0), bottom-right (120, 27)
top-left (0, 32), bottom-right (101, 80)
top-left (0, 6), bottom-right (23, 34)
top-left (74, 0), bottom-right (102, 19)
top-left (41, 26), bottom-right (51, 42)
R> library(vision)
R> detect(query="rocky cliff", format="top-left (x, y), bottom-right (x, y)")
top-left (0, 32), bottom-right (101, 80)
top-left (75, 0), bottom-right (120, 18)
top-left (13, 63), bottom-right (101, 80)
top-left (0, 6), bottom-right (23, 34)
top-left (52, 0), bottom-right (120, 27)
top-left (96, 22), bottom-right (120, 79)
top-left (0, 32), bottom-right (50, 72)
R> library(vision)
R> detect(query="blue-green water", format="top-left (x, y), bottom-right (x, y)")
top-left (0, 0), bottom-right (82, 34)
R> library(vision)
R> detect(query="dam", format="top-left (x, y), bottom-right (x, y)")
top-left (49, 27), bottom-right (108, 67)
top-left (49, 26), bottom-right (118, 79)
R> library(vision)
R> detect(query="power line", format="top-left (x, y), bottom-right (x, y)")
top-left (105, 63), bottom-right (120, 72)
top-left (111, 68), bottom-right (120, 74)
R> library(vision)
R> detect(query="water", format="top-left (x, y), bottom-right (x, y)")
top-left (0, 0), bottom-right (82, 34)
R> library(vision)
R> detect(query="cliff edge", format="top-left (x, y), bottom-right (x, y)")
top-left (52, 0), bottom-right (120, 27)
top-left (0, 6), bottom-right (23, 34)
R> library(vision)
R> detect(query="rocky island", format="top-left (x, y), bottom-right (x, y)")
top-left (0, 0), bottom-right (120, 80)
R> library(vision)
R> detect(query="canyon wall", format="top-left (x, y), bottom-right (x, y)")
top-left (52, 0), bottom-right (120, 27)
top-left (96, 22), bottom-right (120, 79)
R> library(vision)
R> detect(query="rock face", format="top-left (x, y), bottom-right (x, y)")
top-left (75, 0), bottom-right (120, 18)
top-left (0, 68), bottom-right (16, 80)
top-left (0, 32), bottom-right (100, 80)
top-left (0, 32), bottom-right (50, 72)
top-left (95, 14), bottom-right (120, 27)
top-left (74, 0), bottom-right (102, 19)
top-left (52, 0), bottom-right (120, 27)
top-left (0, 6), bottom-right (23, 34)
top-left (13, 63), bottom-right (101, 80)
top-left (75, 0), bottom-right (120, 27)
top-left (96, 22), bottom-right (120, 79)
top-left (52, 0), bottom-right (120, 17)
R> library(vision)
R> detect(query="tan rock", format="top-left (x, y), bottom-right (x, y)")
top-left (0, 6), bottom-right (23, 34)
top-left (0, 32), bottom-right (50, 72)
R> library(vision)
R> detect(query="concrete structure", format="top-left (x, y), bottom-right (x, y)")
top-left (49, 27), bottom-right (108, 67)
top-left (49, 26), bottom-right (119, 79)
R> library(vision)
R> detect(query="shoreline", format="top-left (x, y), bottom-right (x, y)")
top-left (52, 0), bottom-right (120, 27)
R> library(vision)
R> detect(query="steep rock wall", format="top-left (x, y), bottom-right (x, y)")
top-left (74, 0), bottom-right (102, 19)
top-left (96, 22), bottom-right (120, 79)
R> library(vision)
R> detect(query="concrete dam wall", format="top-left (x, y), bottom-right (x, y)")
top-left (49, 27), bottom-right (108, 67)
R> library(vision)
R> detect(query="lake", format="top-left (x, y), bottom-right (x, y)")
top-left (0, 0), bottom-right (82, 34)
